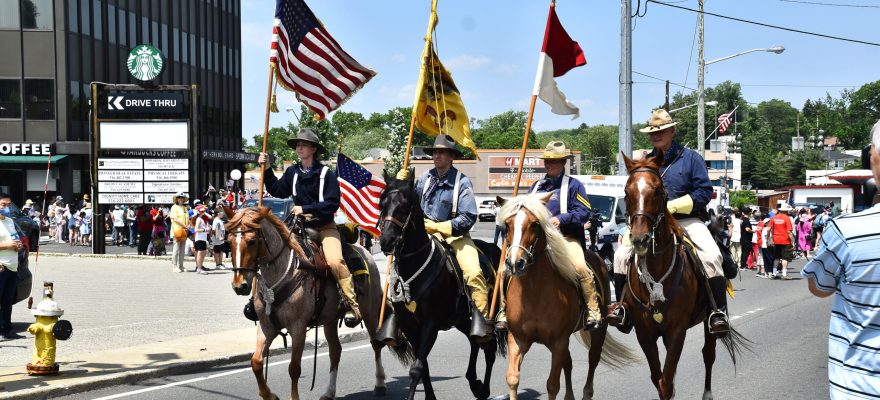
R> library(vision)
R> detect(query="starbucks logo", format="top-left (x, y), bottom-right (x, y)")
top-left (127, 44), bottom-right (164, 81)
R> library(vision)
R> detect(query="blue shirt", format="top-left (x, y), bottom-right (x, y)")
top-left (262, 161), bottom-right (341, 228)
top-left (414, 167), bottom-right (477, 237)
top-left (801, 204), bottom-right (880, 399)
top-left (647, 141), bottom-right (712, 220)
top-left (528, 174), bottom-right (592, 238)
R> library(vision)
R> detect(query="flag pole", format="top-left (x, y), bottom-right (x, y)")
top-left (257, 63), bottom-right (276, 208)
top-left (35, 152), bottom-right (52, 264)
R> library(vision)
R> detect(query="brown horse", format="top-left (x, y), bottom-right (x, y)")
top-left (620, 153), bottom-right (747, 400)
top-left (225, 207), bottom-right (412, 400)
top-left (497, 193), bottom-right (640, 400)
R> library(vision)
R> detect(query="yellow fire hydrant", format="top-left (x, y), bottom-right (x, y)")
top-left (26, 282), bottom-right (72, 376)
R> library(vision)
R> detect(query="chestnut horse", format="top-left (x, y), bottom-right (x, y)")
top-left (497, 193), bottom-right (640, 400)
top-left (621, 153), bottom-right (747, 400)
top-left (226, 207), bottom-right (412, 400)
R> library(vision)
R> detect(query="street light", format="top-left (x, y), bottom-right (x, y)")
top-left (698, 46), bottom-right (785, 157)
top-left (230, 169), bottom-right (242, 209)
top-left (669, 100), bottom-right (717, 114)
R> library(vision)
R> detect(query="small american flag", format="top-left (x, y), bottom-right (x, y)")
top-left (717, 111), bottom-right (733, 134)
top-left (336, 153), bottom-right (385, 236)
top-left (270, 0), bottom-right (375, 120)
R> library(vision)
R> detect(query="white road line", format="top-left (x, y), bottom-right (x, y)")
top-left (92, 342), bottom-right (374, 400)
top-left (729, 307), bottom-right (764, 321)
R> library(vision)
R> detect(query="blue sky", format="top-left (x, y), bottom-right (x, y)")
top-left (239, 0), bottom-right (879, 142)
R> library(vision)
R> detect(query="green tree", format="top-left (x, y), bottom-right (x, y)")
top-left (471, 110), bottom-right (539, 150)
top-left (729, 190), bottom-right (756, 209)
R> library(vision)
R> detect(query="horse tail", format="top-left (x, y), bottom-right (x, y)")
top-left (577, 331), bottom-right (642, 370)
top-left (494, 329), bottom-right (508, 357)
top-left (388, 333), bottom-right (416, 366)
top-left (719, 325), bottom-right (753, 368)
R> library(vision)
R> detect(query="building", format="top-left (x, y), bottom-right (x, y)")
top-left (0, 0), bottom-right (242, 206)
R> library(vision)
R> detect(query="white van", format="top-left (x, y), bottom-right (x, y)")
top-left (573, 175), bottom-right (628, 266)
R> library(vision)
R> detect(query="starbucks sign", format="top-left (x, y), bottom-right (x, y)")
top-left (127, 44), bottom-right (164, 81)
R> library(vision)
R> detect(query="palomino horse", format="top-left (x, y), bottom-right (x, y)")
top-left (621, 153), bottom-right (748, 400)
top-left (226, 207), bottom-right (411, 400)
top-left (377, 174), bottom-right (504, 400)
top-left (497, 193), bottom-right (640, 400)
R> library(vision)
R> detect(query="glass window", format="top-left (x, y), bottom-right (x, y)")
top-left (127, 11), bottom-right (134, 46)
top-left (0, 0), bottom-right (20, 29)
top-left (68, 0), bottom-right (78, 32)
top-left (181, 30), bottom-right (187, 64)
top-left (161, 23), bottom-right (167, 55)
top-left (172, 28), bottom-right (178, 61)
top-left (200, 37), bottom-right (205, 66)
top-left (80, 0), bottom-right (90, 35)
top-left (0, 79), bottom-right (21, 119)
top-left (189, 33), bottom-right (195, 65)
top-left (107, 4), bottom-right (115, 43)
top-left (117, 7), bottom-right (125, 46)
top-left (92, 0), bottom-right (102, 39)
top-left (151, 20), bottom-right (157, 46)
top-left (24, 79), bottom-right (54, 120)
top-left (141, 16), bottom-right (147, 43)
top-left (21, 0), bottom-right (53, 30)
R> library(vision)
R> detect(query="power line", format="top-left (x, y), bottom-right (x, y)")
top-left (634, 80), bottom-right (860, 89)
top-left (648, 0), bottom-right (880, 47)
top-left (778, 0), bottom-right (880, 8)
top-left (633, 70), bottom-right (697, 91)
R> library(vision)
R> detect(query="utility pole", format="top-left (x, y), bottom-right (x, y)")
top-left (619, 0), bottom-right (633, 175)
top-left (696, 0), bottom-right (706, 157)
top-left (665, 80), bottom-right (670, 110)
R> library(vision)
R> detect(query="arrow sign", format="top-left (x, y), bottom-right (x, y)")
top-left (107, 96), bottom-right (125, 110)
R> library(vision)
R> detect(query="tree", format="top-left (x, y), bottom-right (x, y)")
top-left (729, 190), bottom-right (756, 209)
top-left (471, 110), bottom-right (539, 150)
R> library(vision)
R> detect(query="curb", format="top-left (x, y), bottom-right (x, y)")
top-left (0, 329), bottom-right (370, 400)
top-left (35, 252), bottom-right (190, 261)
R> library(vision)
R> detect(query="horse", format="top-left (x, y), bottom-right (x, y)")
top-left (377, 173), bottom-right (504, 400)
top-left (497, 193), bottom-right (641, 400)
top-left (620, 153), bottom-right (748, 400)
top-left (225, 206), bottom-right (412, 400)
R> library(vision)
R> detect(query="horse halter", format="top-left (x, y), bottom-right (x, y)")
top-left (228, 225), bottom-right (289, 277)
top-left (378, 189), bottom-right (414, 255)
top-left (505, 205), bottom-right (542, 275)
top-left (626, 167), bottom-right (669, 254)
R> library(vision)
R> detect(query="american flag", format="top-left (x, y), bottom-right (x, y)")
top-left (270, 0), bottom-right (375, 120)
top-left (717, 111), bottom-right (733, 134)
top-left (336, 153), bottom-right (384, 237)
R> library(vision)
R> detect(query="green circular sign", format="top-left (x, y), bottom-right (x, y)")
top-left (127, 44), bottom-right (164, 81)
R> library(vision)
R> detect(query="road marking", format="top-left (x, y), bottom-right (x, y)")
top-left (92, 342), bottom-right (375, 399)
top-left (729, 307), bottom-right (764, 320)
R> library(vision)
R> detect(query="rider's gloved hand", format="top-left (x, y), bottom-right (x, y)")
top-left (396, 168), bottom-right (410, 180)
top-left (666, 195), bottom-right (694, 215)
top-left (424, 219), bottom-right (453, 238)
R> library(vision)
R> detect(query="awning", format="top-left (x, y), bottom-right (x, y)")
top-left (0, 155), bottom-right (68, 164)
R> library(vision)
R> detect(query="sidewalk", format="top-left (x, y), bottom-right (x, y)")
top-left (0, 254), bottom-right (377, 400)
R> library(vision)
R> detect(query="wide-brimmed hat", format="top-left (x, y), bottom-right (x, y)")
top-left (779, 203), bottom-right (792, 212)
top-left (539, 141), bottom-right (573, 160)
top-left (423, 135), bottom-right (463, 158)
top-left (24, 199), bottom-right (34, 205)
top-left (287, 128), bottom-right (326, 154)
top-left (83, 194), bottom-right (90, 200)
top-left (174, 191), bottom-right (189, 201)
top-left (639, 109), bottom-right (678, 133)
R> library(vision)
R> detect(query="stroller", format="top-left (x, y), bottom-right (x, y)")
top-left (148, 227), bottom-right (167, 256)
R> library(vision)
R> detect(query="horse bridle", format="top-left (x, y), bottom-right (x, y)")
top-left (228, 225), bottom-right (292, 278)
top-left (378, 189), bottom-right (414, 256)
top-left (506, 205), bottom-right (542, 271)
top-left (625, 167), bottom-right (670, 253)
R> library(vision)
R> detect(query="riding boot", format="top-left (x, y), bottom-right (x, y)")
top-left (578, 273), bottom-right (602, 331)
top-left (338, 276), bottom-right (363, 328)
top-left (469, 288), bottom-right (494, 341)
top-left (708, 276), bottom-right (730, 338)
top-left (606, 273), bottom-right (633, 334)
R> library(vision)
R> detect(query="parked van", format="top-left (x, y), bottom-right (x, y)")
top-left (573, 175), bottom-right (628, 266)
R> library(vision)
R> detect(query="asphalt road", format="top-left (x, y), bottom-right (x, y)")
top-left (56, 257), bottom-right (832, 400)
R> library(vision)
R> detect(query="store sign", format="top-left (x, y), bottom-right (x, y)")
top-left (127, 44), bottom-right (164, 81)
top-left (98, 181), bottom-right (144, 192)
top-left (202, 149), bottom-right (261, 163)
top-left (98, 158), bottom-right (143, 169)
top-left (98, 193), bottom-right (143, 204)
top-left (144, 158), bottom-right (188, 169)
top-left (104, 92), bottom-right (183, 115)
top-left (98, 170), bottom-right (144, 181)
top-left (0, 143), bottom-right (52, 156)
top-left (144, 181), bottom-right (188, 192)
top-left (487, 156), bottom-right (546, 188)
top-left (144, 170), bottom-right (188, 181)
top-left (144, 193), bottom-right (175, 204)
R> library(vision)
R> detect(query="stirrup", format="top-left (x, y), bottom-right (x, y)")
top-left (493, 310), bottom-right (508, 331)
top-left (607, 303), bottom-right (633, 334)
top-left (708, 310), bottom-right (729, 338)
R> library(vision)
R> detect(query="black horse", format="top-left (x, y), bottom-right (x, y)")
top-left (377, 173), bottom-right (503, 400)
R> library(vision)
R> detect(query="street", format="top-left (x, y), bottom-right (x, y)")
top-left (0, 222), bottom-right (830, 399)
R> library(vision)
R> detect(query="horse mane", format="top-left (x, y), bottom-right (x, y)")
top-left (225, 207), bottom-right (307, 260)
top-left (385, 176), bottom-right (425, 220)
top-left (497, 194), bottom-right (580, 286)
top-left (625, 156), bottom-right (684, 238)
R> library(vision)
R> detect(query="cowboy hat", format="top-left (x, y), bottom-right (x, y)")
top-left (779, 203), bottom-right (792, 212)
top-left (24, 199), bottom-right (34, 205)
top-left (83, 194), bottom-right (90, 200)
top-left (539, 141), bottom-right (573, 160)
top-left (286, 128), bottom-right (326, 154)
top-left (639, 109), bottom-right (678, 133)
top-left (423, 134), bottom-right (463, 158)
top-left (174, 191), bottom-right (189, 201)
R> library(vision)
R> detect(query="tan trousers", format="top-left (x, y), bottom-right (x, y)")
top-left (439, 233), bottom-right (490, 318)
top-left (317, 223), bottom-right (350, 281)
top-left (611, 221), bottom-right (722, 278)
top-left (562, 236), bottom-right (600, 319)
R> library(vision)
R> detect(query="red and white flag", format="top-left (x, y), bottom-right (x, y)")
top-left (717, 111), bottom-right (733, 134)
top-left (270, 0), bottom-right (375, 120)
top-left (532, 5), bottom-right (586, 119)
top-left (336, 153), bottom-right (385, 237)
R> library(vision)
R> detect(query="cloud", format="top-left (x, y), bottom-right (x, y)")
top-left (444, 54), bottom-right (492, 70)
top-left (493, 63), bottom-right (518, 76)
top-left (379, 84), bottom-right (416, 101)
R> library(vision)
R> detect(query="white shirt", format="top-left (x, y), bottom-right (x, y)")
top-left (194, 216), bottom-right (209, 242)
top-left (730, 217), bottom-right (742, 243)
top-left (211, 218), bottom-right (225, 246)
top-left (112, 209), bottom-right (125, 227)
top-left (0, 217), bottom-right (19, 271)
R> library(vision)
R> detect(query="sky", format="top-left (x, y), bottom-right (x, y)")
top-left (239, 0), bottom-right (879, 143)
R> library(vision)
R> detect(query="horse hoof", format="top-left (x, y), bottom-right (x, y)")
top-left (702, 391), bottom-right (713, 400)
top-left (373, 386), bottom-right (387, 396)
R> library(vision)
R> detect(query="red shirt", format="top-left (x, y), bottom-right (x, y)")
top-left (756, 220), bottom-right (764, 247)
top-left (771, 214), bottom-right (793, 245)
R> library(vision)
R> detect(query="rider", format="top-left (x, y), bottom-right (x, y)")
top-left (607, 109), bottom-right (730, 338)
top-left (398, 135), bottom-right (492, 333)
top-left (521, 141), bottom-right (602, 330)
top-left (258, 128), bottom-right (361, 324)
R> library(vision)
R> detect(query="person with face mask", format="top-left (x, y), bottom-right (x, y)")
top-left (0, 193), bottom-right (23, 340)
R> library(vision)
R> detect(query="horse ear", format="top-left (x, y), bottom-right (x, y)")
top-left (223, 206), bottom-right (234, 219)
top-left (258, 206), bottom-right (271, 218)
top-left (382, 169), bottom-right (392, 183)
top-left (496, 196), bottom-right (506, 207)
top-left (539, 192), bottom-right (553, 205)
top-left (649, 149), bottom-right (664, 169)
top-left (621, 151), bottom-right (635, 173)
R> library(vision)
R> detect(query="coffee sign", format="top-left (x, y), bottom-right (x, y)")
top-left (127, 44), bottom-right (164, 81)
top-left (0, 143), bottom-right (52, 156)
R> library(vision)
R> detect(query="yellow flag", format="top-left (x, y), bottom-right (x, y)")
top-left (411, 1), bottom-right (479, 159)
